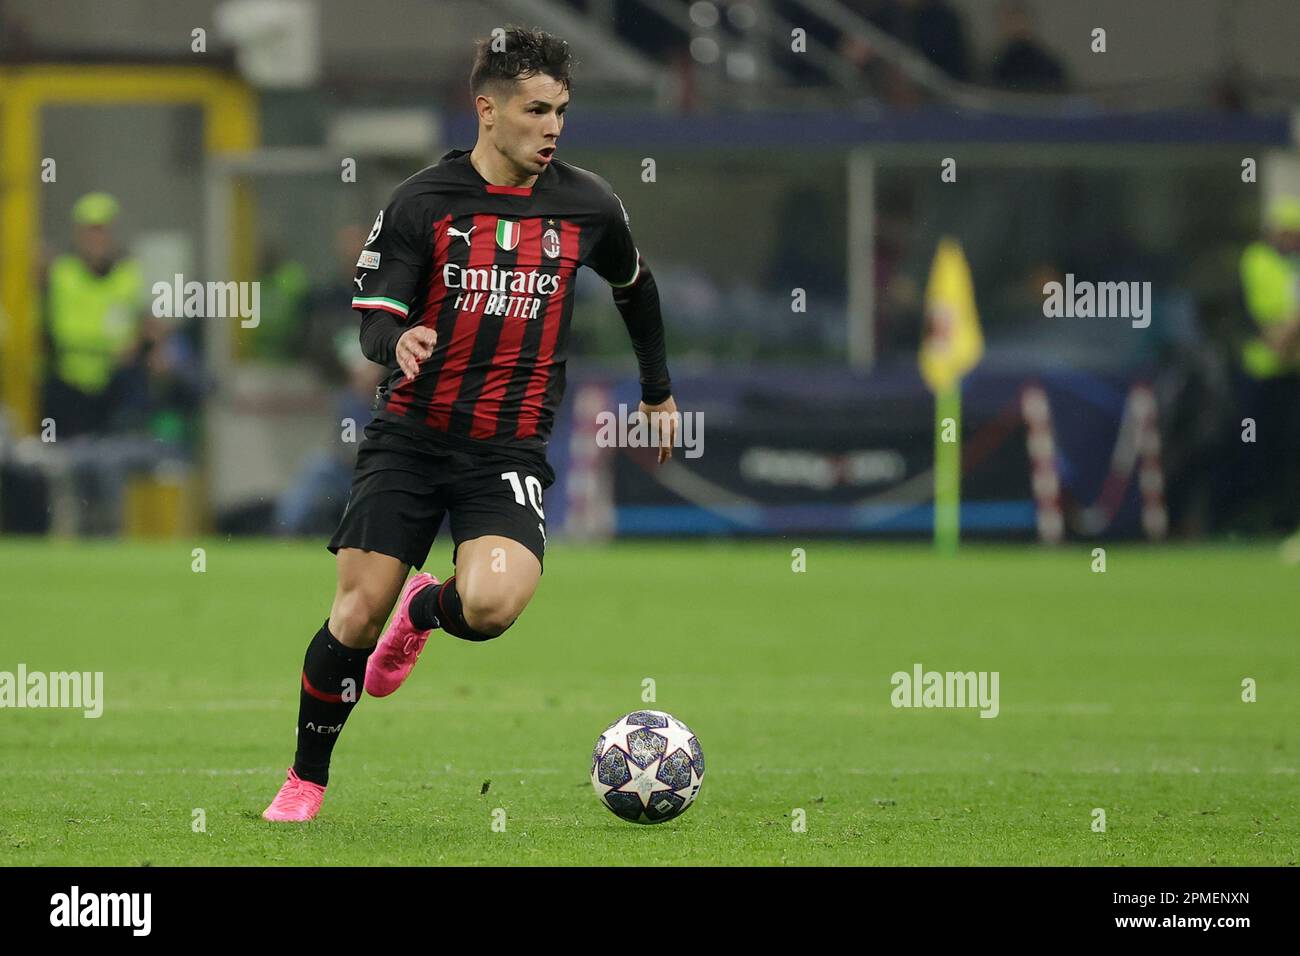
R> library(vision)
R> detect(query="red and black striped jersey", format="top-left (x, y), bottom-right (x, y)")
top-left (351, 148), bottom-right (641, 454)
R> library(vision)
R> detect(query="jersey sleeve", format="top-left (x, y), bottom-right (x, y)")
top-left (584, 188), bottom-right (642, 288)
top-left (350, 186), bottom-right (433, 321)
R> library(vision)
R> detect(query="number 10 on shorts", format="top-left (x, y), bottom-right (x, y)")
top-left (501, 471), bottom-right (545, 519)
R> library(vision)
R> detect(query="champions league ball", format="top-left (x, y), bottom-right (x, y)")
top-left (590, 710), bottom-right (704, 824)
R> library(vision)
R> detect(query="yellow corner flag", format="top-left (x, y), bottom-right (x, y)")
top-left (920, 237), bottom-right (984, 394)
top-left (918, 237), bottom-right (983, 554)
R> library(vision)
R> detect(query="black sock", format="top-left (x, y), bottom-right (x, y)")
top-left (409, 575), bottom-right (501, 642)
top-left (292, 621), bottom-right (371, 786)
top-left (407, 577), bottom-right (443, 632)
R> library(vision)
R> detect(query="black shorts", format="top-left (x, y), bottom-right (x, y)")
top-left (327, 418), bottom-right (554, 571)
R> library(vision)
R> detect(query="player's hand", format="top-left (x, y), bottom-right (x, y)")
top-left (638, 395), bottom-right (678, 465)
top-left (396, 326), bottom-right (437, 381)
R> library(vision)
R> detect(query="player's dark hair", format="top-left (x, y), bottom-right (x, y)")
top-left (470, 26), bottom-right (573, 97)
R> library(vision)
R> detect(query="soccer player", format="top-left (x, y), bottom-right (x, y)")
top-left (262, 27), bottom-right (677, 821)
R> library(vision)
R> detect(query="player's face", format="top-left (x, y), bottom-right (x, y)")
top-left (495, 73), bottom-right (568, 175)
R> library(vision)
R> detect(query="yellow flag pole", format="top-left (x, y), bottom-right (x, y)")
top-left (934, 386), bottom-right (960, 555)
top-left (920, 237), bottom-right (981, 556)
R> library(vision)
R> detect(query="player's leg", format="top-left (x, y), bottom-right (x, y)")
top-left (263, 548), bottom-right (409, 822)
top-left (292, 549), bottom-right (408, 782)
top-left (328, 547), bottom-right (410, 648)
top-left (362, 559), bottom-right (444, 698)
top-left (454, 534), bottom-right (542, 634)
top-left (411, 534), bottom-right (541, 638)
top-left (296, 548), bottom-right (407, 779)
top-left (264, 433), bottom-right (443, 820)
top-left (404, 464), bottom-right (549, 642)
top-left (364, 458), bottom-right (548, 699)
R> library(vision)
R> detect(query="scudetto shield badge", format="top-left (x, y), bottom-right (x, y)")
top-left (496, 219), bottom-right (520, 251)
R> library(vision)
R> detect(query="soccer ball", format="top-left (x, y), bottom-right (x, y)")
top-left (590, 710), bottom-right (704, 824)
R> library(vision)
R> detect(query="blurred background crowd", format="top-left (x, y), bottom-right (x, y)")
top-left (1, 0), bottom-right (1298, 548)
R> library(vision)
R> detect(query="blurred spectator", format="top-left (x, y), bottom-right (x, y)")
top-left (613, 0), bottom-right (697, 111)
top-left (274, 333), bottom-right (384, 535)
top-left (113, 312), bottom-right (203, 449)
top-left (836, 0), bottom-right (968, 104)
top-left (1239, 198), bottom-right (1300, 381)
top-left (989, 0), bottom-right (1067, 93)
top-left (836, 0), bottom-right (909, 102)
top-left (274, 223), bottom-right (386, 534)
top-left (764, 186), bottom-right (840, 300)
top-left (248, 246), bottom-right (310, 361)
top-left (871, 185), bottom-right (920, 357)
top-left (41, 192), bottom-right (144, 438)
top-left (36, 192), bottom-right (198, 536)
top-left (303, 224), bottom-right (370, 384)
top-left (1225, 197), bottom-right (1300, 536)
top-left (901, 0), bottom-right (970, 82)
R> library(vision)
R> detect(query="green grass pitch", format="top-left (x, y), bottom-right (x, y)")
top-left (0, 538), bottom-right (1295, 865)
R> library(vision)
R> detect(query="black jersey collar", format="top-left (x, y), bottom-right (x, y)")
top-left (442, 147), bottom-right (551, 196)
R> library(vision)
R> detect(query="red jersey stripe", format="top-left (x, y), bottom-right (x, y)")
top-left (515, 220), bottom-right (580, 439)
top-left (426, 213), bottom-right (498, 431)
top-left (469, 217), bottom-right (544, 439)
top-left (386, 213), bottom-right (453, 417)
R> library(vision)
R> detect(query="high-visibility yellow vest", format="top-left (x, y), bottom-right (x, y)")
top-left (1239, 241), bottom-right (1300, 379)
top-left (46, 254), bottom-right (142, 393)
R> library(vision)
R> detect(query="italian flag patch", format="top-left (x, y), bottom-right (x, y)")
top-left (496, 219), bottom-right (520, 251)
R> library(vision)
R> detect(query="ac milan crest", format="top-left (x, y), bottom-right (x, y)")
top-left (542, 227), bottom-right (561, 258)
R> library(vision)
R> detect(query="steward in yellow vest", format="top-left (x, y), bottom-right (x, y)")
top-left (41, 193), bottom-right (143, 437)
top-left (1232, 197), bottom-right (1300, 541)
top-left (1239, 198), bottom-right (1300, 378)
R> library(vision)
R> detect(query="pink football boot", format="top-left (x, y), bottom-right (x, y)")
top-left (262, 768), bottom-right (326, 822)
top-left (365, 572), bottom-right (438, 698)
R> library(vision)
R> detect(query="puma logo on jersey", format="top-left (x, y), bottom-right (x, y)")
top-left (448, 225), bottom-right (477, 246)
top-left (354, 273), bottom-right (366, 290)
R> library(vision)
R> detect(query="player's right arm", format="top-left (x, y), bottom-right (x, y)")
top-left (352, 186), bottom-right (438, 380)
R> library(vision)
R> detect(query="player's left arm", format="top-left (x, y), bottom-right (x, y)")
top-left (586, 190), bottom-right (678, 463)
top-left (353, 188), bottom-right (438, 380)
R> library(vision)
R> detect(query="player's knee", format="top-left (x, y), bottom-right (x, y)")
top-left (331, 587), bottom-right (392, 646)
top-left (460, 592), bottom-right (518, 638)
